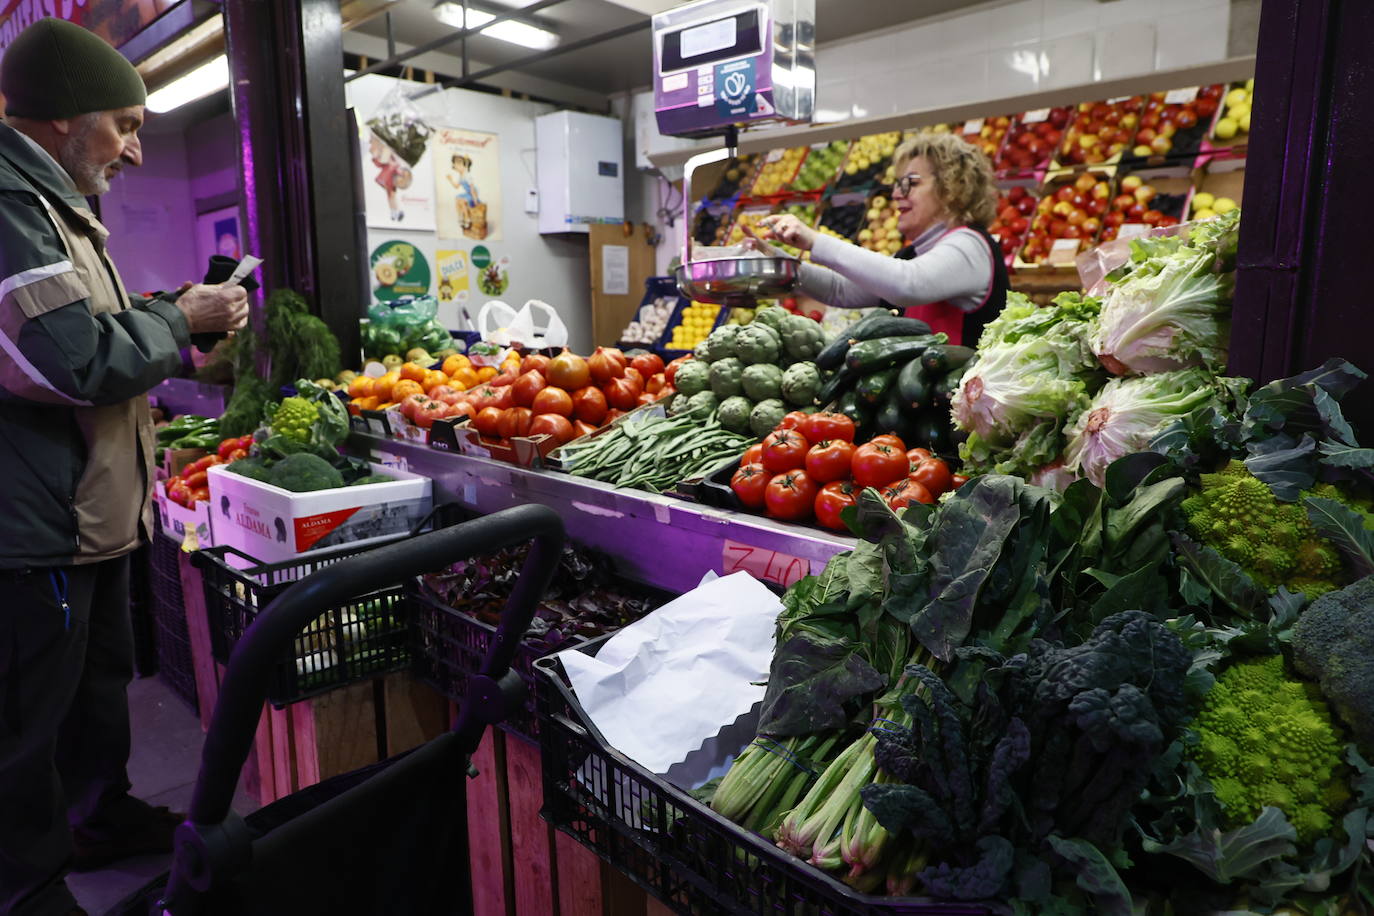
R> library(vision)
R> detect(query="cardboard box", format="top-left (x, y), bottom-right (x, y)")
top-left (206, 462), bottom-right (432, 564)
top-left (161, 447), bottom-right (209, 478)
top-left (154, 480), bottom-right (214, 549)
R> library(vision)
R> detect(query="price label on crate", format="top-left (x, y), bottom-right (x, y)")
top-left (1048, 237), bottom-right (1081, 266)
top-left (1108, 96), bottom-right (1131, 104)
top-left (721, 539), bottom-right (810, 587)
top-left (962, 117), bottom-right (985, 135)
top-left (1118, 222), bottom-right (1150, 240)
top-left (766, 149), bottom-right (784, 162)
top-left (1165, 86), bottom-right (1200, 105)
top-left (1022, 108), bottom-right (1050, 124)
top-left (359, 409), bottom-right (391, 437)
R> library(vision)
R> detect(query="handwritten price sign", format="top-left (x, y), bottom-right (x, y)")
top-left (721, 539), bottom-right (810, 587)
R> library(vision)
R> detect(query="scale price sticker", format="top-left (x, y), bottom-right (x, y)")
top-left (1118, 222), bottom-right (1150, 240)
top-left (1022, 108), bottom-right (1050, 124)
top-left (1048, 237), bottom-right (1081, 266)
top-left (722, 539), bottom-right (810, 587)
top-left (1165, 86), bottom-right (1200, 105)
top-left (962, 118), bottom-right (985, 135)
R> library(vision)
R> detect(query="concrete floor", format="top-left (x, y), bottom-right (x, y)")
top-left (67, 673), bottom-right (259, 915)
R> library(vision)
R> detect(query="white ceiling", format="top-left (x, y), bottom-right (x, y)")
top-left (345, 0), bottom-right (978, 101)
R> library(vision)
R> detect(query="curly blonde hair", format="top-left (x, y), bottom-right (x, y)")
top-left (892, 132), bottom-right (998, 228)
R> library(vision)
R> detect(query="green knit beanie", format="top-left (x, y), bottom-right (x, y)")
top-left (1, 18), bottom-right (146, 120)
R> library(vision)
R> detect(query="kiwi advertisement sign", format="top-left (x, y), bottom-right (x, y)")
top-left (369, 240), bottom-right (431, 301)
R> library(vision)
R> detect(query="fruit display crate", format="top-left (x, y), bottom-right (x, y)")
top-left (194, 537), bottom-right (420, 707)
top-left (748, 146), bottom-right (810, 197)
top-left (408, 581), bottom-right (585, 744)
top-left (993, 107), bottom-right (1071, 179)
top-left (657, 298), bottom-right (728, 361)
top-left (1117, 85), bottom-right (1225, 170)
top-left (620, 276), bottom-right (687, 352)
top-left (149, 522), bottom-right (198, 711)
top-left (535, 646), bottom-right (990, 916)
top-left (833, 131), bottom-right (903, 192)
top-left (1054, 97), bottom-right (1143, 170)
top-left (1017, 167), bottom-right (1116, 269)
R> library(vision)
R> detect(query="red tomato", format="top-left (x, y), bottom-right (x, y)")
top-left (604, 375), bottom-right (643, 411)
top-left (883, 479), bottom-right (934, 510)
top-left (588, 347), bottom-right (627, 383)
top-left (664, 355), bottom-right (692, 387)
top-left (623, 366), bottom-right (644, 388)
top-left (471, 385), bottom-right (514, 412)
top-left (531, 386), bottom-right (574, 418)
top-left (630, 352), bottom-right (665, 378)
top-left (226, 447), bottom-right (248, 462)
top-left (400, 392), bottom-right (430, 421)
top-left (428, 385), bottom-right (464, 406)
top-left (472, 406), bottom-right (503, 436)
top-left (489, 369), bottom-right (518, 388)
top-left (447, 402), bottom-right (476, 423)
top-left (951, 473), bottom-right (970, 489)
top-left (800, 412), bottom-right (856, 443)
top-left (412, 398), bottom-right (448, 429)
top-left (166, 480), bottom-right (191, 507)
top-left (217, 438), bottom-right (240, 460)
top-left (236, 435), bottom-right (253, 451)
top-left (636, 391), bottom-right (656, 405)
top-left (183, 470), bottom-right (208, 490)
top-left (741, 443), bottom-right (764, 466)
top-left (520, 353), bottom-right (551, 375)
top-left (761, 429), bottom-right (810, 473)
top-left (777, 410), bottom-right (809, 431)
top-left (868, 433), bottom-right (906, 452)
top-left (906, 448), bottom-right (933, 467)
top-left (911, 457), bottom-right (954, 496)
top-left (764, 470), bottom-right (819, 521)
top-left (851, 441), bottom-right (909, 489)
top-left (645, 372), bottom-right (667, 396)
top-left (604, 408), bottom-right (626, 424)
top-left (497, 407), bottom-right (533, 439)
top-left (813, 480), bottom-right (858, 531)
top-left (730, 462), bottom-right (770, 508)
top-left (511, 370), bottom-right (548, 408)
top-left (185, 455), bottom-right (216, 474)
top-left (529, 413), bottom-right (575, 444)
top-left (189, 487), bottom-right (210, 503)
top-left (571, 387), bottom-right (609, 425)
top-left (572, 420), bottom-right (598, 438)
top-left (805, 439), bottom-right (856, 484)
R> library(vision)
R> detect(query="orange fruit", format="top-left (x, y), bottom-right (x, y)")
top-left (357, 396), bottom-right (381, 412)
top-left (347, 376), bottom-right (375, 398)
top-left (391, 379), bottom-right (424, 401)
top-left (451, 366), bottom-right (479, 390)
top-left (372, 370), bottom-right (400, 402)
top-left (442, 354), bottom-right (472, 376)
top-left (476, 366), bottom-right (497, 382)
top-left (399, 361), bottom-right (427, 383)
top-left (423, 369), bottom-right (448, 391)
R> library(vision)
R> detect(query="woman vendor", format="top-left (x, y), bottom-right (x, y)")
top-left (751, 132), bottom-right (1008, 347)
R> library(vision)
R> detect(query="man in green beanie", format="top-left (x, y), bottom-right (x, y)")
top-left (0, 18), bottom-right (250, 916)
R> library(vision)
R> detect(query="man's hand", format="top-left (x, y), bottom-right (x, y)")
top-left (175, 284), bottom-right (248, 334)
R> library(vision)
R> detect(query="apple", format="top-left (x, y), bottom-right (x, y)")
top-left (1075, 173), bottom-right (1098, 193)
top-left (1082, 217), bottom-right (1102, 235)
top-left (1134, 185), bottom-right (1157, 204)
top-left (1133, 145), bottom-right (1153, 157)
top-left (1120, 175), bottom-right (1143, 192)
top-left (1150, 135), bottom-right (1173, 155)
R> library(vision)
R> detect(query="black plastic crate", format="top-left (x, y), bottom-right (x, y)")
top-left (148, 527), bottom-right (197, 710)
top-left (536, 646), bottom-right (988, 916)
top-left (195, 541), bottom-right (413, 707)
top-left (407, 583), bottom-right (581, 744)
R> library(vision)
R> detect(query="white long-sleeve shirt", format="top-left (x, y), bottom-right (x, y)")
top-left (798, 221), bottom-right (995, 312)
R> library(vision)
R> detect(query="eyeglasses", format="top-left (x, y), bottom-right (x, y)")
top-left (894, 173), bottom-right (923, 196)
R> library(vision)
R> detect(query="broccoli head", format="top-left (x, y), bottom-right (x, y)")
top-left (1189, 654), bottom-right (1349, 844)
top-left (348, 474), bottom-right (394, 487)
top-left (1181, 460), bottom-right (1358, 599)
top-left (225, 456), bottom-right (273, 482)
top-left (1291, 575), bottom-right (1374, 757)
top-left (266, 453), bottom-right (343, 492)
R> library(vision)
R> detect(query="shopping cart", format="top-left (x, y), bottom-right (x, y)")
top-left (109, 503), bottom-right (564, 916)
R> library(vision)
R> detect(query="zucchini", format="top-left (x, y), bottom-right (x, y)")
top-left (932, 364), bottom-right (969, 405)
top-left (875, 390), bottom-right (904, 436)
top-left (913, 410), bottom-right (953, 456)
top-left (815, 363), bottom-right (857, 406)
top-left (856, 366), bottom-right (900, 405)
top-left (895, 359), bottom-right (932, 412)
top-left (845, 334), bottom-right (946, 374)
top-left (920, 344), bottom-right (976, 376)
top-left (834, 389), bottom-right (874, 430)
top-left (847, 315), bottom-right (932, 344)
top-left (814, 309), bottom-right (895, 370)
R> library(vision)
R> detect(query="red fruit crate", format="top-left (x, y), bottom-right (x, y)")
top-left (995, 107), bottom-right (1072, 176)
top-left (1018, 168), bottom-right (1115, 268)
top-left (1055, 97), bottom-right (1144, 169)
top-left (536, 645), bottom-right (991, 915)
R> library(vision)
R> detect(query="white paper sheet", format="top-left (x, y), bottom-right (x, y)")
top-left (556, 571), bottom-right (782, 775)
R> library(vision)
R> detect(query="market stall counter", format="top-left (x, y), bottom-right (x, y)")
top-left (345, 431), bottom-right (856, 596)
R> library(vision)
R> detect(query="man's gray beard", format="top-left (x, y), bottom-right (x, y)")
top-left (59, 113), bottom-right (118, 196)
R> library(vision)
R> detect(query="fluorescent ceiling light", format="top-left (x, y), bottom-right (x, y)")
top-left (146, 54), bottom-right (229, 112)
top-left (432, 2), bottom-right (560, 51)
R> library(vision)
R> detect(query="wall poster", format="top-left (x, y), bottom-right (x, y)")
top-left (435, 249), bottom-right (471, 306)
top-left (369, 239), bottom-right (431, 301)
top-left (362, 128), bottom-right (436, 231)
top-left (196, 205), bottom-right (241, 269)
top-left (432, 127), bottom-right (502, 243)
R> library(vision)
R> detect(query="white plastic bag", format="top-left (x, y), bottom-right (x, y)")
top-left (478, 299), bottom-right (568, 349)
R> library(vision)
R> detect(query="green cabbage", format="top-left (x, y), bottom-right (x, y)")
top-left (1063, 368), bottom-right (1228, 486)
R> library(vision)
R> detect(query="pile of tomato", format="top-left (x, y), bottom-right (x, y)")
top-left (400, 347), bottom-right (680, 445)
top-left (729, 412), bottom-right (965, 531)
top-left (164, 434), bottom-right (251, 507)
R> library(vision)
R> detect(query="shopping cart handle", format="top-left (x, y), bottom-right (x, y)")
top-left (188, 503), bottom-right (564, 827)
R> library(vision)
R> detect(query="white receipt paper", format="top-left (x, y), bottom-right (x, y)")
top-left (556, 571), bottom-right (782, 775)
top-left (220, 255), bottom-right (263, 288)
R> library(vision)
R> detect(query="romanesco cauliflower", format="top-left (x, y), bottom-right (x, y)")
top-left (1190, 655), bottom-right (1349, 844)
top-left (1181, 460), bottom-right (1355, 598)
top-left (271, 396), bottom-right (319, 444)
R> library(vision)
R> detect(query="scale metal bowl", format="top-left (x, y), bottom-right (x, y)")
top-left (675, 255), bottom-right (801, 305)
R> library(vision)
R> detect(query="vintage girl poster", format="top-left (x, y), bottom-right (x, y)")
top-left (432, 127), bottom-right (502, 242)
top-left (360, 127), bottom-right (436, 231)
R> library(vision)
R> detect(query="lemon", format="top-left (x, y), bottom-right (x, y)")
top-left (1214, 118), bottom-right (1239, 140)
top-left (1192, 191), bottom-right (1216, 211)
top-left (1226, 87), bottom-right (1249, 107)
top-left (1212, 197), bottom-right (1238, 215)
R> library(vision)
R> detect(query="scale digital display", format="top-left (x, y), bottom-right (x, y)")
top-left (659, 9), bottom-right (762, 74)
